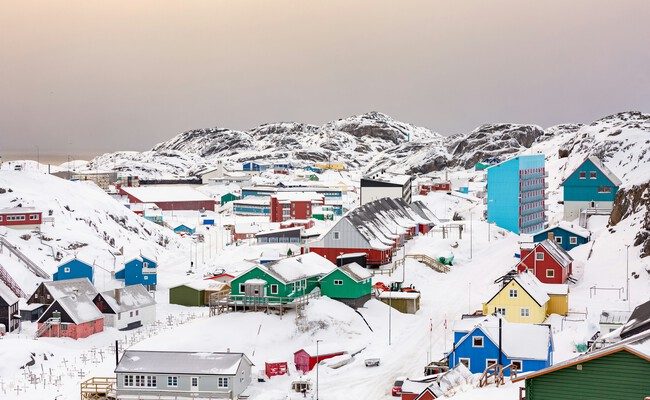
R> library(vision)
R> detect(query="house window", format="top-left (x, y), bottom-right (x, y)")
top-left (29, 214), bottom-right (39, 220)
top-left (509, 289), bottom-right (518, 298)
top-left (590, 171), bottom-right (597, 179)
top-left (570, 236), bottom-right (578, 245)
top-left (598, 186), bottom-right (612, 193)
top-left (64, 267), bottom-right (71, 273)
top-left (555, 236), bottom-right (562, 244)
top-left (511, 360), bottom-right (522, 371)
top-left (146, 376), bottom-right (157, 387)
top-left (270, 284), bottom-right (278, 295)
top-left (191, 377), bottom-right (199, 388)
top-left (459, 358), bottom-right (471, 369)
top-left (144, 275), bottom-right (148, 280)
top-left (486, 359), bottom-right (498, 369)
top-left (143, 262), bottom-right (149, 268)
top-left (535, 252), bottom-right (544, 261)
top-left (579, 171), bottom-right (586, 179)
top-left (136, 310), bottom-right (139, 316)
top-left (0, 216), bottom-right (3, 221)
top-left (130, 311), bottom-right (134, 317)
top-left (217, 377), bottom-right (229, 388)
top-left (333, 231), bottom-right (340, 240)
top-left (134, 375), bottom-right (146, 387)
top-left (334, 280), bottom-right (343, 286)
top-left (546, 269), bottom-right (555, 278)
top-left (239, 283), bottom-right (245, 293)
top-left (520, 308), bottom-right (530, 317)
top-left (495, 307), bottom-right (506, 316)
top-left (124, 375), bottom-right (134, 387)
top-left (167, 376), bottom-right (178, 387)
top-left (472, 336), bottom-right (484, 348)
top-left (118, 313), bottom-right (121, 320)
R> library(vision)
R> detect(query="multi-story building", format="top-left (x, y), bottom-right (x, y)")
top-left (360, 171), bottom-right (413, 205)
top-left (269, 193), bottom-right (321, 222)
top-left (486, 154), bottom-right (547, 234)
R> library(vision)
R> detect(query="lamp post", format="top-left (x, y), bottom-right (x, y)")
top-left (316, 339), bottom-right (322, 400)
top-left (388, 290), bottom-right (392, 346)
top-left (625, 244), bottom-right (630, 310)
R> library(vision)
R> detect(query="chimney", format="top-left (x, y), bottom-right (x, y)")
top-left (114, 288), bottom-right (121, 305)
top-left (547, 232), bottom-right (554, 241)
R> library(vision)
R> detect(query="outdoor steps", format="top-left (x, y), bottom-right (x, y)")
top-left (406, 254), bottom-right (450, 273)
top-left (0, 263), bottom-right (27, 298)
top-left (0, 236), bottom-right (50, 279)
top-left (35, 318), bottom-right (57, 338)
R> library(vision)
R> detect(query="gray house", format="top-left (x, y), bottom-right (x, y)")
top-left (115, 350), bottom-right (253, 399)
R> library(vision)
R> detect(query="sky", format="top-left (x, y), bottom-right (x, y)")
top-left (1, 0), bottom-right (649, 156)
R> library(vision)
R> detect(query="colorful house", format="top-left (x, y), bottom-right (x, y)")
top-left (378, 291), bottom-right (421, 314)
top-left (513, 330), bottom-right (650, 400)
top-left (36, 294), bottom-right (104, 339)
top-left (220, 192), bottom-right (239, 206)
top-left (230, 253), bottom-right (336, 304)
top-left (93, 285), bottom-right (156, 330)
top-left (516, 239), bottom-right (574, 284)
top-left (486, 154), bottom-right (547, 234)
top-left (531, 221), bottom-right (590, 251)
top-left (293, 346), bottom-right (347, 373)
top-left (52, 258), bottom-right (94, 283)
top-left (0, 281), bottom-right (20, 333)
top-left (173, 224), bottom-right (196, 235)
top-left (482, 272), bottom-right (568, 323)
top-left (0, 207), bottom-right (42, 229)
top-left (561, 155), bottom-right (622, 221)
top-left (27, 278), bottom-right (98, 306)
top-left (115, 256), bottom-right (157, 290)
top-left (448, 316), bottom-right (553, 376)
top-left (242, 161), bottom-right (271, 172)
top-left (169, 281), bottom-right (231, 307)
top-left (318, 263), bottom-right (372, 308)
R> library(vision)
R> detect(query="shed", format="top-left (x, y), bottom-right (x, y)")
top-left (293, 346), bottom-right (347, 374)
top-left (265, 361), bottom-right (288, 378)
top-left (379, 291), bottom-right (421, 314)
top-left (220, 192), bottom-right (239, 206)
top-left (169, 281), bottom-right (230, 307)
top-left (173, 224), bottom-right (196, 235)
top-left (600, 310), bottom-right (632, 335)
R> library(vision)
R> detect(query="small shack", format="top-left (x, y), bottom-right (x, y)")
top-left (294, 346), bottom-right (347, 374)
top-left (265, 361), bottom-right (288, 378)
top-left (173, 224), bottom-right (196, 235)
top-left (379, 291), bottom-right (421, 314)
top-left (169, 280), bottom-right (230, 307)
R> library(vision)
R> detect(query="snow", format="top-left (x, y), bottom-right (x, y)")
top-left (53, 294), bottom-right (103, 324)
top-left (340, 262), bottom-right (373, 281)
top-left (182, 280), bottom-right (229, 291)
top-left (98, 285), bottom-right (155, 313)
top-left (266, 252), bottom-right (336, 283)
top-left (115, 350), bottom-right (247, 375)
top-left (119, 185), bottom-right (213, 203)
top-left (512, 272), bottom-right (550, 305)
top-left (468, 319), bottom-right (552, 361)
top-left (378, 291), bottom-right (420, 300)
top-left (0, 280), bottom-right (19, 305)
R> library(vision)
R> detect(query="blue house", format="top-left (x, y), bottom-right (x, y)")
top-left (242, 161), bottom-right (271, 172)
top-left (448, 316), bottom-right (553, 376)
top-left (561, 156), bottom-right (622, 221)
top-left (173, 224), bottom-right (196, 235)
top-left (486, 154), bottom-right (547, 234)
top-left (304, 166), bottom-right (323, 174)
top-left (115, 256), bottom-right (157, 290)
top-left (532, 221), bottom-right (590, 251)
top-left (53, 258), bottom-right (94, 283)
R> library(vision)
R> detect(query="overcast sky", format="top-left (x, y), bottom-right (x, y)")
top-left (1, 0), bottom-right (649, 156)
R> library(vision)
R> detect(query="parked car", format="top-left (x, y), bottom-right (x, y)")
top-left (391, 377), bottom-right (405, 396)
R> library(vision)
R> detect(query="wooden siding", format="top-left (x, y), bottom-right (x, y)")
top-left (169, 286), bottom-right (204, 307)
top-left (319, 269), bottom-right (371, 300)
top-left (547, 294), bottom-right (569, 316)
top-left (482, 280), bottom-right (547, 324)
top-left (525, 351), bottom-right (650, 400)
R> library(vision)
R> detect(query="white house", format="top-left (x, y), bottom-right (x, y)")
top-left (92, 285), bottom-right (156, 330)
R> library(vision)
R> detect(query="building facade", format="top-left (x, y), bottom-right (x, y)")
top-left (93, 285), bottom-right (156, 330)
top-left (0, 282), bottom-right (20, 333)
top-left (0, 207), bottom-right (42, 229)
top-left (53, 258), bottom-right (94, 283)
top-left (360, 173), bottom-right (413, 205)
top-left (486, 154), bottom-right (547, 234)
top-left (531, 222), bottom-right (590, 252)
top-left (318, 263), bottom-right (372, 308)
top-left (517, 240), bottom-right (573, 284)
top-left (115, 256), bottom-right (157, 290)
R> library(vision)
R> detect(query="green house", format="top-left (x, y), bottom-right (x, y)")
top-left (230, 252), bottom-right (336, 304)
top-left (514, 334), bottom-right (650, 400)
top-left (169, 281), bottom-right (230, 307)
top-left (220, 192), bottom-right (240, 206)
top-left (319, 263), bottom-right (372, 308)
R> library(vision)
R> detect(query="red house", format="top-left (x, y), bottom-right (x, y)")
top-left (294, 347), bottom-right (346, 374)
top-left (36, 294), bottom-right (104, 339)
top-left (270, 193), bottom-right (321, 222)
top-left (418, 181), bottom-right (452, 195)
top-left (265, 361), bottom-right (288, 378)
top-left (516, 239), bottom-right (573, 284)
top-left (0, 207), bottom-right (42, 229)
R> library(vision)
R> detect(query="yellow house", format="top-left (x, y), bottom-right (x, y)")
top-left (314, 162), bottom-right (346, 171)
top-left (482, 271), bottom-right (569, 324)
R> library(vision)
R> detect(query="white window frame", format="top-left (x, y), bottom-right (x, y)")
top-left (555, 236), bottom-right (562, 244)
top-left (167, 376), bottom-right (178, 387)
top-left (239, 283), bottom-right (245, 293)
top-left (535, 252), bottom-right (544, 261)
top-left (509, 289), bottom-right (518, 298)
top-left (511, 360), bottom-right (523, 371)
top-left (590, 171), bottom-right (597, 179)
top-left (486, 359), bottom-right (498, 369)
top-left (191, 377), bottom-right (199, 388)
top-left (495, 307), bottom-right (506, 316)
top-left (546, 269), bottom-right (555, 278)
top-left (217, 377), bottom-right (229, 388)
top-left (333, 231), bottom-right (340, 240)
top-left (124, 375), bottom-right (134, 387)
top-left (520, 308), bottom-right (530, 317)
top-left (270, 284), bottom-right (278, 294)
top-left (459, 358), bottom-right (471, 369)
top-left (579, 171), bottom-right (586, 179)
top-left (569, 236), bottom-right (578, 245)
top-left (64, 267), bottom-right (71, 273)
top-left (472, 336), bottom-right (484, 348)
top-left (333, 279), bottom-right (343, 286)
top-left (29, 214), bottom-right (39, 220)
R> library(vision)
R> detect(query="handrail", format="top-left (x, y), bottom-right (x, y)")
top-left (0, 263), bottom-right (27, 298)
top-left (406, 254), bottom-right (450, 273)
top-left (0, 237), bottom-right (50, 279)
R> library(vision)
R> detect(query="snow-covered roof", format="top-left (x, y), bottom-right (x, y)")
top-left (255, 227), bottom-right (302, 237)
top-left (339, 263), bottom-right (372, 282)
top-left (120, 185), bottom-right (213, 203)
top-left (181, 280), bottom-right (230, 292)
top-left (363, 173), bottom-right (413, 186)
top-left (0, 281), bottom-right (19, 304)
top-left (0, 206), bottom-right (38, 214)
top-left (41, 278), bottom-right (98, 300)
top-left (542, 283), bottom-right (569, 295)
top-left (457, 318), bottom-right (552, 360)
top-left (539, 240), bottom-right (573, 267)
top-left (266, 252), bottom-right (337, 283)
top-left (600, 310), bottom-right (632, 325)
top-left (587, 155), bottom-right (623, 186)
top-left (97, 285), bottom-right (155, 313)
top-left (244, 278), bottom-right (267, 285)
top-left (512, 272), bottom-right (550, 306)
top-left (49, 294), bottom-right (103, 324)
top-left (115, 350), bottom-right (252, 375)
top-left (378, 291), bottom-right (421, 300)
top-left (621, 299), bottom-right (650, 338)
top-left (273, 192), bottom-right (323, 202)
top-left (535, 221), bottom-right (590, 238)
top-left (234, 196), bottom-right (270, 205)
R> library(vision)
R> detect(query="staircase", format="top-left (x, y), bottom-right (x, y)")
top-left (35, 317), bottom-right (60, 338)
top-left (406, 254), bottom-right (450, 273)
top-left (0, 236), bottom-right (50, 279)
top-left (0, 263), bottom-right (27, 298)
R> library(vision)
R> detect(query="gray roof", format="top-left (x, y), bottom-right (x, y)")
top-left (539, 239), bottom-right (573, 267)
top-left (600, 310), bottom-right (633, 325)
top-left (43, 294), bottom-right (103, 324)
top-left (97, 285), bottom-right (156, 313)
top-left (42, 278), bottom-right (98, 300)
top-left (115, 350), bottom-right (253, 375)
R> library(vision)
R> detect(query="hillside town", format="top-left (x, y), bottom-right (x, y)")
top-left (0, 112), bottom-right (648, 400)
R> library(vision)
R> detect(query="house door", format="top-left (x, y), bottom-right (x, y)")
top-left (191, 376), bottom-right (199, 392)
top-left (590, 201), bottom-right (596, 208)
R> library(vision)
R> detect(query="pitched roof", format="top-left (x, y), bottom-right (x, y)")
top-left (600, 310), bottom-right (633, 325)
top-left (120, 185), bottom-right (214, 203)
top-left (534, 221), bottom-right (590, 239)
top-left (539, 240), bottom-right (573, 267)
top-left (339, 263), bottom-right (372, 282)
top-left (97, 285), bottom-right (156, 313)
top-left (0, 281), bottom-right (19, 305)
top-left (41, 278), bottom-right (98, 300)
top-left (621, 299), bottom-right (650, 339)
top-left (587, 155), bottom-right (623, 186)
top-left (485, 272), bottom-right (551, 307)
top-left (115, 350), bottom-right (252, 375)
top-left (512, 329), bottom-right (650, 382)
top-left (43, 294), bottom-right (103, 324)
top-left (266, 252), bottom-right (336, 283)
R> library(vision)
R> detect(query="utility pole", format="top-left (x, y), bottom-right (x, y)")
top-left (316, 339), bottom-right (322, 400)
top-left (470, 212), bottom-right (473, 260)
top-left (626, 244), bottom-right (630, 310)
top-left (388, 290), bottom-right (392, 346)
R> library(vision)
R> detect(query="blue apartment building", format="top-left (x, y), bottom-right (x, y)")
top-left (486, 154), bottom-right (547, 234)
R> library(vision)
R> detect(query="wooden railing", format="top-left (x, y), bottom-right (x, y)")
top-left (0, 236), bottom-right (50, 279)
top-left (479, 363), bottom-right (518, 388)
top-left (406, 254), bottom-right (450, 273)
top-left (80, 377), bottom-right (116, 400)
top-left (0, 263), bottom-right (27, 298)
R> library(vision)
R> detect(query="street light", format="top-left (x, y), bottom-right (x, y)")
top-left (625, 244), bottom-right (630, 310)
top-left (316, 339), bottom-right (322, 400)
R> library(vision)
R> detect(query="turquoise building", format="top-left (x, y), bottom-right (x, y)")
top-left (561, 156), bottom-right (621, 221)
top-left (486, 154), bottom-right (547, 234)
